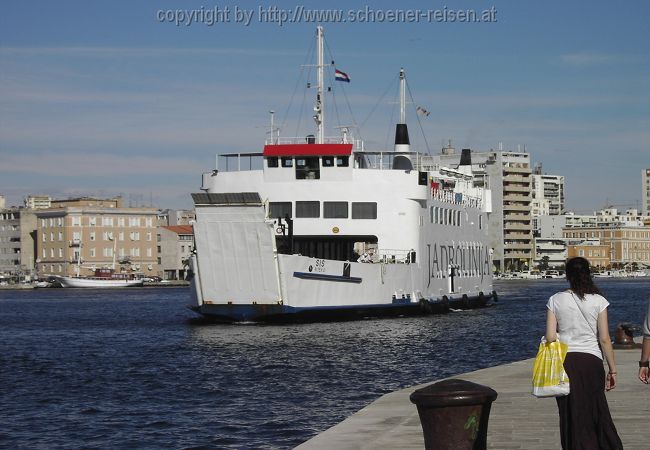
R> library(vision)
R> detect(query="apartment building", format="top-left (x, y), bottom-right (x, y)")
top-left (0, 208), bottom-right (37, 279)
top-left (157, 225), bottom-right (193, 280)
top-left (531, 165), bottom-right (565, 216)
top-left (35, 197), bottom-right (159, 277)
top-left (24, 195), bottom-right (52, 210)
top-left (641, 169), bottom-right (650, 216)
top-left (432, 146), bottom-right (533, 272)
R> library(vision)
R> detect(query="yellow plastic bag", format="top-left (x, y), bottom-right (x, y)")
top-left (532, 337), bottom-right (569, 397)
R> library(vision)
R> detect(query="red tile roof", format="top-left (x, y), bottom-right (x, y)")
top-left (163, 225), bottom-right (194, 235)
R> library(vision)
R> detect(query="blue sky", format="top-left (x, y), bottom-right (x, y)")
top-left (1, 0), bottom-right (648, 212)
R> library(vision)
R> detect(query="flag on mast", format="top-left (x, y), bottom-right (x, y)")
top-left (335, 69), bottom-right (350, 82)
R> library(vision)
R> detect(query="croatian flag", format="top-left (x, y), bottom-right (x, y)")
top-left (335, 69), bottom-right (350, 83)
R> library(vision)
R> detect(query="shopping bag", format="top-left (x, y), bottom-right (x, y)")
top-left (532, 336), bottom-right (569, 397)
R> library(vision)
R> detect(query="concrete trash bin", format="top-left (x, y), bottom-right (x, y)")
top-left (409, 379), bottom-right (498, 450)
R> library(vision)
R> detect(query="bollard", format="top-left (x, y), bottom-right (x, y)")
top-left (409, 379), bottom-right (497, 450)
top-left (613, 323), bottom-right (641, 349)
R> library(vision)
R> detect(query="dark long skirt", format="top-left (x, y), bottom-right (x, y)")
top-left (556, 352), bottom-right (623, 450)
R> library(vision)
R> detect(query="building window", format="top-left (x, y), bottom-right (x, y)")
top-left (324, 202), bottom-right (348, 218)
top-left (146, 232), bottom-right (152, 241)
top-left (352, 202), bottom-right (377, 219)
top-left (269, 202), bottom-right (292, 219)
top-left (296, 201), bottom-right (320, 218)
top-left (267, 156), bottom-right (279, 168)
top-left (102, 217), bottom-right (114, 226)
top-left (145, 217), bottom-right (153, 227)
top-left (90, 248), bottom-right (96, 257)
top-left (146, 248), bottom-right (152, 257)
top-left (119, 232), bottom-right (124, 241)
top-left (71, 216), bottom-right (81, 226)
top-left (73, 231), bottom-right (81, 240)
top-left (90, 232), bottom-right (96, 241)
top-left (50, 232), bottom-right (54, 242)
top-left (58, 248), bottom-right (63, 258)
top-left (157, 246), bottom-right (161, 253)
top-left (89, 217), bottom-right (96, 226)
top-left (58, 232), bottom-right (63, 241)
top-left (578, 249), bottom-right (584, 257)
top-left (118, 217), bottom-right (125, 227)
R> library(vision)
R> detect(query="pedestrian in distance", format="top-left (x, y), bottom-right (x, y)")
top-left (545, 257), bottom-right (623, 450)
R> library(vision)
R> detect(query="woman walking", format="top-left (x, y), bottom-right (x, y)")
top-left (545, 257), bottom-right (623, 450)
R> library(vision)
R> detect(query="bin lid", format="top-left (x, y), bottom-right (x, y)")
top-left (409, 379), bottom-right (498, 407)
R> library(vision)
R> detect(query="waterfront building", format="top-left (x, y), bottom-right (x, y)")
top-left (157, 225), bottom-right (193, 280)
top-left (0, 207), bottom-right (37, 280)
top-left (566, 240), bottom-right (611, 268)
top-left (35, 197), bottom-right (159, 277)
top-left (533, 238), bottom-right (567, 269)
top-left (641, 169), bottom-right (650, 216)
top-left (24, 195), bottom-right (52, 210)
top-left (429, 144), bottom-right (533, 272)
top-left (562, 223), bottom-right (650, 267)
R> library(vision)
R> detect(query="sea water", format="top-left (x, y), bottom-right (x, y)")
top-left (1, 279), bottom-right (648, 449)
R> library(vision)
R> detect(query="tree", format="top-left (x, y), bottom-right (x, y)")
top-left (539, 256), bottom-right (550, 271)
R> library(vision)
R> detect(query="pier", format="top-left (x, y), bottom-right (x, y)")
top-left (297, 341), bottom-right (650, 449)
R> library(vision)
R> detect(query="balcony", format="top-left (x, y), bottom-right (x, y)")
top-left (504, 251), bottom-right (533, 259)
top-left (504, 222), bottom-right (531, 230)
top-left (503, 174), bottom-right (528, 183)
top-left (503, 185), bottom-right (530, 193)
top-left (503, 193), bottom-right (531, 201)
top-left (69, 239), bottom-right (81, 247)
top-left (503, 203), bottom-right (531, 212)
top-left (504, 213), bottom-right (531, 221)
top-left (502, 166), bottom-right (531, 174)
top-left (505, 242), bottom-right (532, 250)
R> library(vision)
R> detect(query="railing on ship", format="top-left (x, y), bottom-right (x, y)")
top-left (431, 188), bottom-right (483, 209)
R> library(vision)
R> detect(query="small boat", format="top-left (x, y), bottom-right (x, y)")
top-left (55, 268), bottom-right (144, 288)
top-left (542, 270), bottom-right (563, 279)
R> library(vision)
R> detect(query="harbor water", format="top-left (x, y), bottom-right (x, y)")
top-left (1, 279), bottom-right (648, 449)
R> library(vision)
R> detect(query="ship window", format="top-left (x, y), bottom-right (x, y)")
top-left (352, 202), bottom-right (377, 219)
top-left (267, 157), bottom-right (279, 168)
top-left (281, 157), bottom-right (293, 168)
top-left (336, 156), bottom-right (349, 167)
top-left (296, 201), bottom-right (320, 218)
top-left (322, 156), bottom-right (334, 167)
top-left (479, 215), bottom-right (483, 229)
top-left (269, 202), bottom-right (292, 218)
top-left (430, 207), bottom-right (434, 223)
top-left (295, 157), bottom-right (320, 179)
top-left (324, 202), bottom-right (348, 218)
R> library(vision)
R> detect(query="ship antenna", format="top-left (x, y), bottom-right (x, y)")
top-left (314, 26), bottom-right (325, 144)
top-left (399, 68), bottom-right (406, 124)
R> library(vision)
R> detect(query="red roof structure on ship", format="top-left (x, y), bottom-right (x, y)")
top-left (263, 143), bottom-right (353, 157)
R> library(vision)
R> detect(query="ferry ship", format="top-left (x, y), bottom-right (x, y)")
top-left (189, 27), bottom-right (496, 322)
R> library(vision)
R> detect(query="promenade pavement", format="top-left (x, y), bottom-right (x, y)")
top-left (297, 341), bottom-right (649, 449)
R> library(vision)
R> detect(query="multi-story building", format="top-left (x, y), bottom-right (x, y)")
top-left (563, 224), bottom-right (650, 267)
top-left (431, 145), bottom-right (533, 272)
top-left (0, 207), bottom-right (37, 280)
top-left (35, 197), bottom-right (159, 277)
top-left (566, 240), bottom-right (611, 268)
top-left (641, 169), bottom-right (650, 216)
top-left (533, 238), bottom-right (567, 269)
top-left (24, 195), bottom-right (52, 210)
top-left (531, 165), bottom-right (565, 216)
top-left (157, 209), bottom-right (196, 227)
top-left (157, 225), bottom-right (193, 280)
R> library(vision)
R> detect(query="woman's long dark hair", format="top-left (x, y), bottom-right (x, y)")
top-left (565, 257), bottom-right (601, 299)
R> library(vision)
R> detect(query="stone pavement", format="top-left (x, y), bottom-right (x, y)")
top-left (297, 342), bottom-right (650, 449)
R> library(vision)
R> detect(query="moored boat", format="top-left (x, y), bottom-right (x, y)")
top-left (55, 268), bottom-right (143, 288)
top-left (189, 27), bottom-right (496, 322)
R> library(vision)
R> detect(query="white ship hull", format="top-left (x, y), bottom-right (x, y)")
top-left (55, 276), bottom-right (144, 288)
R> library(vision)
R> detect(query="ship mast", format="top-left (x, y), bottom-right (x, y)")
top-left (393, 67), bottom-right (412, 169)
top-left (314, 26), bottom-right (325, 144)
top-left (399, 68), bottom-right (406, 125)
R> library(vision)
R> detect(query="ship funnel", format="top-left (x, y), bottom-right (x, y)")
top-left (393, 68), bottom-right (413, 170)
top-left (459, 148), bottom-right (472, 166)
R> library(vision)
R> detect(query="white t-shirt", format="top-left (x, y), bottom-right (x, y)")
top-left (546, 290), bottom-right (609, 359)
